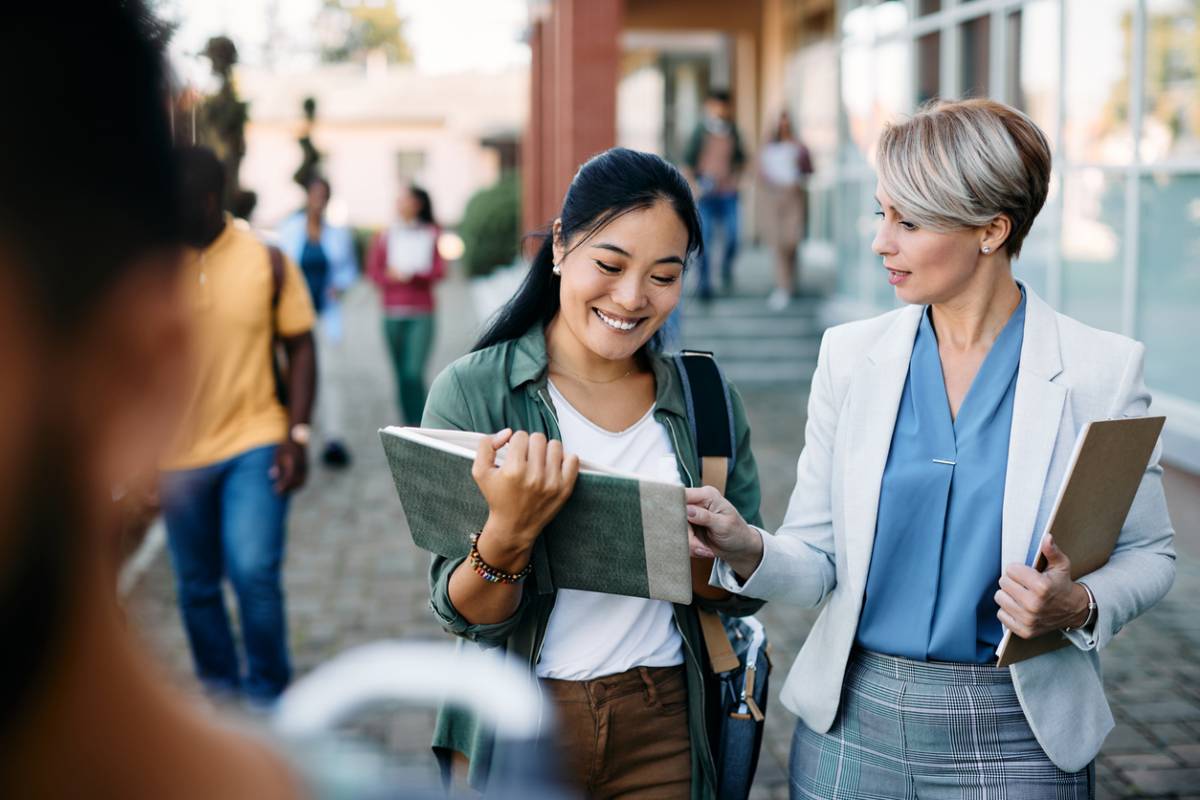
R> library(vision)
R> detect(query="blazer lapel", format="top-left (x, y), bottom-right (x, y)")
top-left (1001, 286), bottom-right (1067, 569)
top-left (844, 305), bottom-right (923, 590)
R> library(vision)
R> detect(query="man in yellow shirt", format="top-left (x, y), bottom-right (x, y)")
top-left (161, 147), bottom-right (317, 706)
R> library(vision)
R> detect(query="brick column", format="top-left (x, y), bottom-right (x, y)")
top-left (523, 0), bottom-right (622, 238)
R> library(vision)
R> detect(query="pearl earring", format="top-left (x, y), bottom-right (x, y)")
top-left (982, 246), bottom-right (992, 255)
top-left (552, 263), bottom-right (562, 276)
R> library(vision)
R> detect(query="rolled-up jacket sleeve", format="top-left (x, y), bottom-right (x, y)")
top-left (420, 366), bottom-right (527, 647)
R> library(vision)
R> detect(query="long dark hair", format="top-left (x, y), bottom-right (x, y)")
top-left (473, 147), bottom-right (701, 352)
top-left (408, 184), bottom-right (436, 226)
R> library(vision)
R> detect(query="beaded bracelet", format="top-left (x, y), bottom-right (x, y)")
top-left (468, 531), bottom-right (533, 584)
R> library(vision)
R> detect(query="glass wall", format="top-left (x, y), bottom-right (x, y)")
top-left (825, 0), bottom-right (1200, 466)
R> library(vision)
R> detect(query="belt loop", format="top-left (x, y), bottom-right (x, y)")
top-left (638, 667), bottom-right (659, 706)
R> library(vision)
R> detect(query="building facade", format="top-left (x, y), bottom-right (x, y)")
top-left (523, 0), bottom-right (1199, 469)
top-left (799, 0), bottom-right (1200, 470)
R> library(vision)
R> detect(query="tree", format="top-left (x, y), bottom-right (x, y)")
top-left (317, 0), bottom-right (412, 65)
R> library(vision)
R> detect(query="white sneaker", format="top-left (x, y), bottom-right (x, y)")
top-left (766, 288), bottom-right (792, 312)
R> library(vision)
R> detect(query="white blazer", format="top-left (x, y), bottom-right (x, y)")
top-left (715, 285), bottom-right (1175, 772)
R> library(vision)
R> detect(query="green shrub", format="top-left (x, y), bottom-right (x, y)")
top-left (458, 173), bottom-right (520, 278)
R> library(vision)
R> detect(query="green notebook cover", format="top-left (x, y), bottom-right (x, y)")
top-left (379, 426), bottom-right (693, 604)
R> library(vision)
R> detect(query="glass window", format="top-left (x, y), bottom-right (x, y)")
top-left (1005, 1), bottom-right (1060, 147)
top-left (1138, 172), bottom-right (1200, 402)
top-left (1141, 1), bottom-right (1200, 162)
top-left (1060, 168), bottom-right (1126, 333)
top-left (1015, 171), bottom-right (1059, 299)
top-left (836, 179), bottom-right (867, 299)
top-left (917, 31), bottom-right (941, 105)
top-left (918, 0), bottom-right (942, 16)
top-left (396, 150), bottom-right (426, 182)
top-left (1064, 0), bottom-right (1136, 164)
top-left (959, 14), bottom-right (991, 99)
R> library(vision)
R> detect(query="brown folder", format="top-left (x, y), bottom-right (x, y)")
top-left (995, 416), bottom-right (1165, 667)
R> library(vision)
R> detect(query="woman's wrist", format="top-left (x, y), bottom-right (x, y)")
top-left (725, 525), bottom-right (765, 583)
top-left (477, 517), bottom-right (536, 573)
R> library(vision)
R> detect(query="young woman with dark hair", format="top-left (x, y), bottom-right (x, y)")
top-left (422, 147), bottom-right (764, 798)
top-left (367, 183), bottom-right (445, 425)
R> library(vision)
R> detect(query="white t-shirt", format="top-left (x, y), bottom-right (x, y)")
top-left (534, 381), bottom-right (686, 680)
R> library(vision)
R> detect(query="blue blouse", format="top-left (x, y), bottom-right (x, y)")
top-left (856, 290), bottom-right (1027, 663)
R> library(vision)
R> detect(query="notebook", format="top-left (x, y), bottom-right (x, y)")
top-left (996, 416), bottom-right (1166, 666)
top-left (379, 426), bottom-right (694, 604)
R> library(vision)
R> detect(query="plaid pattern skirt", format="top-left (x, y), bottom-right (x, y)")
top-left (789, 649), bottom-right (1094, 799)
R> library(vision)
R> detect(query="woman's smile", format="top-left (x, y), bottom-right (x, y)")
top-left (593, 308), bottom-right (645, 332)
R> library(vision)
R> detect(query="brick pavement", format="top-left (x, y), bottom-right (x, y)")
top-left (127, 259), bottom-right (1200, 798)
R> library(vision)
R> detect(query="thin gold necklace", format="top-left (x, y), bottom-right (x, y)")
top-left (548, 356), bottom-right (637, 385)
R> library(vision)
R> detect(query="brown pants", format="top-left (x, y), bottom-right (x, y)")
top-left (540, 664), bottom-right (691, 799)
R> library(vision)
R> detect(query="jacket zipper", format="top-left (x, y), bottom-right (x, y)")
top-left (531, 385), bottom-right (561, 672)
top-left (662, 414), bottom-right (697, 488)
top-left (661, 414), bottom-right (718, 784)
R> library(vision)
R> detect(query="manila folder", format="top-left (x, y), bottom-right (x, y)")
top-left (996, 416), bottom-right (1165, 667)
top-left (378, 426), bottom-right (693, 604)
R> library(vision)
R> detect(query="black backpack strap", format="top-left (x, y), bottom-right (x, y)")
top-left (673, 349), bottom-right (737, 484)
top-left (674, 350), bottom-right (742, 673)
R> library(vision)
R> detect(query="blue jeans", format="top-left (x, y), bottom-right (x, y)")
top-left (696, 191), bottom-right (739, 296)
top-left (160, 444), bottom-right (292, 703)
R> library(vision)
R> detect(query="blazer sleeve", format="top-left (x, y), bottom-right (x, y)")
top-left (712, 331), bottom-right (839, 607)
top-left (1065, 342), bottom-right (1176, 652)
top-left (421, 366), bottom-right (532, 647)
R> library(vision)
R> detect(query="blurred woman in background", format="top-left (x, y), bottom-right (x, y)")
top-left (758, 110), bottom-right (813, 311)
top-left (367, 184), bottom-right (444, 426)
top-left (279, 176), bottom-right (359, 467)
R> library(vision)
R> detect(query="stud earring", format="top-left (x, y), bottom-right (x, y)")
top-left (982, 246), bottom-right (992, 255)
top-left (552, 263), bottom-right (562, 276)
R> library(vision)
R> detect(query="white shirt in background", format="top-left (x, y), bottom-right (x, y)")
top-left (534, 381), bottom-right (686, 681)
top-left (386, 222), bottom-right (436, 279)
top-left (760, 140), bottom-right (803, 187)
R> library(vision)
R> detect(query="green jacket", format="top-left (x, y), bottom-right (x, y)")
top-left (421, 324), bottom-right (764, 798)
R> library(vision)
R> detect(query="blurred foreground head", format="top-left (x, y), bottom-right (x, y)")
top-left (0, 3), bottom-right (294, 797)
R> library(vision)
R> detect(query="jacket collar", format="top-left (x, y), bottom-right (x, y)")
top-left (507, 324), bottom-right (688, 418)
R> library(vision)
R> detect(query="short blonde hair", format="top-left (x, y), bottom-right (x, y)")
top-left (876, 99), bottom-right (1051, 259)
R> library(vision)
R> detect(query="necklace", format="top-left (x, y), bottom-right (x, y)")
top-left (548, 356), bottom-right (637, 385)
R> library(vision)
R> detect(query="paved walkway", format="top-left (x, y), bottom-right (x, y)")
top-left (127, 254), bottom-right (1200, 799)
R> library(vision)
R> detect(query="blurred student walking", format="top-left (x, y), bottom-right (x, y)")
top-left (161, 147), bottom-right (316, 708)
top-left (367, 184), bottom-right (445, 425)
top-left (759, 111), bottom-right (813, 311)
top-left (683, 90), bottom-right (746, 300)
top-left (278, 176), bottom-right (358, 467)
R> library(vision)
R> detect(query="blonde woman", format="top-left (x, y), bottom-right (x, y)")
top-left (687, 99), bottom-right (1174, 798)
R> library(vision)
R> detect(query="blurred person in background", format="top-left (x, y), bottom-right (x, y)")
top-left (160, 146), bottom-right (316, 710)
top-left (759, 111), bottom-right (814, 311)
top-left (278, 175), bottom-right (358, 468)
top-left (367, 184), bottom-right (445, 425)
top-left (683, 89), bottom-right (746, 301)
top-left (0, 3), bottom-right (297, 796)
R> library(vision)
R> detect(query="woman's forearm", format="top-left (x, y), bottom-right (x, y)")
top-left (445, 518), bottom-right (536, 625)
